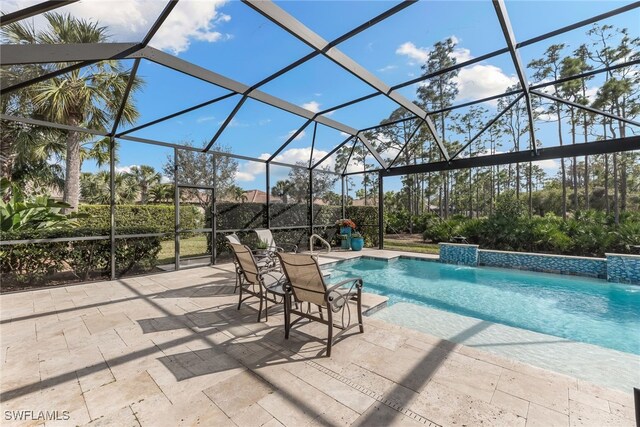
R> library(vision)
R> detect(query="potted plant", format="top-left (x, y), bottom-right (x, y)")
top-left (350, 232), bottom-right (364, 251)
top-left (255, 239), bottom-right (269, 255)
top-left (335, 219), bottom-right (356, 235)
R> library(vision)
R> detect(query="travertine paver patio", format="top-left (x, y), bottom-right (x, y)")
top-left (0, 252), bottom-right (636, 427)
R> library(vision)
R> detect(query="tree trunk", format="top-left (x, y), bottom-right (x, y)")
top-left (556, 102), bottom-right (566, 219)
top-left (571, 110), bottom-right (578, 212)
top-left (0, 136), bottom-right (14, 181)
top-left (613, 153), bottom-right (619, 225)
top-left (528, 162), bottom-right (533, 217)
top-left (582, 84), bottom-right (589, 210)
top-left (63, 118), bottom-right (82, 211)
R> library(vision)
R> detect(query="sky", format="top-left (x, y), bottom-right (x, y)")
top-left (4, 0), bottom-right (639, 192)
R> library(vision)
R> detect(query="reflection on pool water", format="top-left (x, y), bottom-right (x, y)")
top-left (325, 257), bottom-right (640, 355)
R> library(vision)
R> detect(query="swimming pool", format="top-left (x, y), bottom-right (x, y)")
top-left (325, 256), bottom-right (640, 355)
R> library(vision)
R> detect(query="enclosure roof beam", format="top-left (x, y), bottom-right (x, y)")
top-left (0, 113), bottom-right (107, 136)
top-left (387, 119), bottom-right (422, 169)
top-left (493, 0), bottom-right (537, 154)
top-left (202, 95), bottom-right (247, 152)
top-left (247, 0), bottom-right (414, 92)
top-left (342, 139), bottom-right (359, 175)
top-left (139, 47), bottom-right (359, 136)
top-left (0, 42), bottom-right (144, 65)
top-left (319, 2), bottom-right (638, 121)
top-left (311, 135), bottom-right (353, 170)
top-left (0, 0), bottom-right (79, 27)
top-left (268, 119), bottom-right (314, 162)
top-left (1, 1), bottom-right (175, 93)
top-left (308, 122), bottom-right (318, 169)
top-left (109, 59), bottom-right (141, 136)
top-left (516, 1), bottom-right (640, 48)
top-left (115, 92), bottom-right (237, 137)
top-left (531, 90), bottom-right (640, 128)
top-left (382, 136), bottom-right (640, 177)
top-left (141, 1), bottom-right (179, 47)
top-left (450, 94), bottom-right (524, 161)
top-left (1, 60), bottom-right (93, 93)
top-left (358, 133), bottom-right (388, 169)
top-left (243, 0), bottom-right (450, 162)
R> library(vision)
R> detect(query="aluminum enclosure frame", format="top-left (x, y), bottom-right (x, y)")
top-left (1, 0), bottom-right (639, 275)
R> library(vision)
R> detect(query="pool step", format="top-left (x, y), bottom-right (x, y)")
top-left (361, 292), bottom-right (388, 316)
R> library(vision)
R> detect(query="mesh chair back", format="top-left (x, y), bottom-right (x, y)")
top-left (254, 229), bottom-right (276, 252)
top-left (225, 233), bottom-right (241, 245)
top-left (277, 252), bottom-right (327, 307)
top-left (228, 243), bottom-right (259, 286)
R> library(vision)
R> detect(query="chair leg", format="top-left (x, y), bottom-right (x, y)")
top-left (257, 293), bottom-right (264, 322)
top-left (327, 310), bottom-right (333, 357)
top-left (237, 284), bottom-right (243, 310)
top-left (264, 292), bottom-right (269, 322)
top-left (284, 293), bottom-right (291, 339)
top-left (357, 289), bottom-right (364, 333)
top-left (318, 305), bottom-right (324, 320)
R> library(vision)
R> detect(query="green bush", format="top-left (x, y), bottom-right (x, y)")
top-left (79, 204), bottom-right (203, 232)
top-left (1, 226), bottom-right (161, 287)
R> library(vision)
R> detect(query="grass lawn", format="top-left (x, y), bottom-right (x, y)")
top-left (157, 235), bottom-right (210, 265)
top-left (383, 238), bottom-right (440, 255)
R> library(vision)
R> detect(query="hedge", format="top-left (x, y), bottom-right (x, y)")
top-left (1, 202), bottom-right (380, 289)
top-left (1, 227), bottom-right (161, 288)
top-left (212, 203), bottom-right (380, 259)
top-left (79, 204), bottom-right (203, 232)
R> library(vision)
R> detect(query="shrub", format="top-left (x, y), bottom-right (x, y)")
top-left (78, 204), bottom-right (203, 232)
top-left (0, 226), bottom-right (161, 287)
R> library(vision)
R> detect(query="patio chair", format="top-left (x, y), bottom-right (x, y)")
top-left (225, 233), bottom-right (274, 293)
top-left (276, 252), bottom-right (364, 357)
top-left (228, 242), bottom-right (287, 322)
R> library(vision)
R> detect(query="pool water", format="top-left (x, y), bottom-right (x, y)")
top-left (326, 257), bottom-right (640, 355)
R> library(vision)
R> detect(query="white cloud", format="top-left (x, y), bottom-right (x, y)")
top-left (301, 101), bottom-right (321, 113)
top-left (397, 37), bottom-right (516, 104)
top-left (3, 0), bottom-right (231, 54)
top-left (377, 65), bottom-right (398, 73)
top-left (115, 164), bottom-right (137, 174)
top-left (286, 129), bottom-right (306, 141)
top-left (196, 115), bottom-right (216, 123)
top-left (454, 64), bottom-right (518, 103)
top-left (396, 42), bottom-right (429, 63)
top-left (533, 158), bottom-right (560, 174)
top-left (450, 47), bottom-right (472, 63)
top-left (233, 147), bottom-right (333, 182)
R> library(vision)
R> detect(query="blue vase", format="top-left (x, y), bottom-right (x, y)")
top-left (351, 237), bottom-right (364, 251)
top-left (340, 226), bottom-right (352, 235)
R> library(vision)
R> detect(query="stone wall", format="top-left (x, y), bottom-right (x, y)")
top-left (606, 254), bottom-right (640, 285)
top-left (438, 243), bottom-right (479, 266)
top-left (478, 250), bottom-right (607, 279)
top-left (438, 243), bottom-right (639, 284)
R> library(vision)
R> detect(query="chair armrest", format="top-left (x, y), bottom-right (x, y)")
top-left (275, 243), bottom-right (298, 253)
top-left (258, 265), bottom-right (283, 276)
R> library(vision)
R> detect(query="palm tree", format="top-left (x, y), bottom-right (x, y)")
top-left (150, 183), bottom-right (174, 203)
top-left (80, 171), bottom-right (139, 204)
top-left (128, 165), bottom-right (160, 204)
top-left (2, 13), bottom-right (142, 211)
top-left (271, 180), bottom-right (293, 204)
